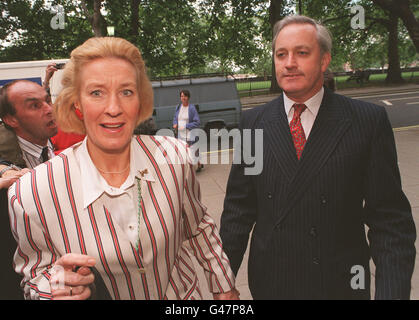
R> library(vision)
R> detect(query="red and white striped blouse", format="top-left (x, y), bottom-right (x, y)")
top-left (8, 135), bottom-right (235, 300)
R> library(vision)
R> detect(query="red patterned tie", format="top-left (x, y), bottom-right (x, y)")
top-left (290, 103), bottom-right (307, 160)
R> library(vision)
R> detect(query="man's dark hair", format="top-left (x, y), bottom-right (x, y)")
top-left (0, 80), bottom-right (19, 119)
top-left (180, 89), bottom-right (191, 98)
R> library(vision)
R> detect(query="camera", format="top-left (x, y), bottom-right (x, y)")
top-left (55, 63), bottom-right (65, 69)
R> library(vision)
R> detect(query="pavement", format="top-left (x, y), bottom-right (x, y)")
top-left (190, 83), bottom-right (419, 300)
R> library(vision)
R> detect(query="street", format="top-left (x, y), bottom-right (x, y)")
top-left (348, 90), bottom-right (419, 128)
top-left (246, 87), bottom-right (419, 129)
top-left (202, 87), bottom-right (419, 154)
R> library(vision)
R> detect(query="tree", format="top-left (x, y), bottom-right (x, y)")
top-left (269, 0), bottom-right (289, 93)
top-left (80, 0), bottom-right (105, 37)
top-left (386, 12), bottom-right (404, 83)
top-left (1, 0), bottom-right (414, 80)
top-left (371, 0), bottom-right (419, 52)
top-left (130, 0), bottom-right (140, 39)
top-left (0, 0), bottom-right (92, 62)
top-left (197, 0), bottom-right (269, 74)
top-left (303, 0), bottom-right (414, 83)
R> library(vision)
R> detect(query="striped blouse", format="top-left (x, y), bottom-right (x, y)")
top-left (8, 135), bottom-right (235, 300)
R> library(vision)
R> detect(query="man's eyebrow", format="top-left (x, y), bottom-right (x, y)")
top-left (23, 97), bottom-right (40, 104)
top-left (23, 94), bottom-right (48, 103)
top-left (276, 45), bottom-right (311, 51)
top-left (295, 45), bottom-right (311, 50)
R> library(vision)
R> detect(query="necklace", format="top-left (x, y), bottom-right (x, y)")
top-left (96, 163), bottom-right (130, 174)
top-left (135, 177), bottom-right (142, 252)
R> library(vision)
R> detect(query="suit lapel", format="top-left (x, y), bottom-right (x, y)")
top-left (264, 95), bottom-right (299, 182)
top-left (275, 89), bottom-right (353, 225)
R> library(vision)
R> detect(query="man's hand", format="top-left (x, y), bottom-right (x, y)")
top-left (0, 168), bottom-right (30, 189)
top-left (43, 63), bottom-right (58, 89)
top-left (0, 176), bottom-right (19, 189)
top-left (213, 288), bottom-right (240, 300)
top-left (50, 253), bottom-right (96, 300)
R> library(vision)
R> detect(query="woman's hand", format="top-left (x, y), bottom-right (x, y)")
top-left (50, 253), bottom-right (96, 300)
top-left (213, 288), bottom-right (240, 300)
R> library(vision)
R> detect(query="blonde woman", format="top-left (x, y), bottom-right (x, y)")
top-left (8, 37), bottom-right (238, 300)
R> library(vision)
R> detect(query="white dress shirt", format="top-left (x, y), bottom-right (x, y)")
top-left (17, 136), bottom-right (55, 169)
top-left (76, 137), bottom-right (142, 246)
top-left (283, 87), bottom-right (324, 139)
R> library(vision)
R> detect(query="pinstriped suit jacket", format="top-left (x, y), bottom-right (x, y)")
top-left (220, 88), bottom-right (416, 299)
top-left (8, 135), bottom-right (235, 300)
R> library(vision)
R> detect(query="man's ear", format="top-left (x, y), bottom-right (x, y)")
top-left (321, 52), bottom-right (332, 72)
top-left (2, 114), bottom-right (19, 129)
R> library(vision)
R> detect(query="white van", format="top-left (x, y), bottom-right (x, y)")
top-left (0, 59), bottom-right (68, 101)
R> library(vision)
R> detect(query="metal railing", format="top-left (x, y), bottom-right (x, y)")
top-left (236, 67), bottom-right (419, 97)
top-left (150, 67), bottom-right (419, 97)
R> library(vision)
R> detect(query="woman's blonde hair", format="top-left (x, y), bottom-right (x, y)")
top-left (54, 37), bottom-right (154, 135)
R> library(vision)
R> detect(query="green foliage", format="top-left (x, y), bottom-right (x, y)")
top-left (0, 0), bottom-right (93, 61)
top-left (297, 0), bottom-right (418, 73)
top-left (0, 0), bottom-right (417, 78)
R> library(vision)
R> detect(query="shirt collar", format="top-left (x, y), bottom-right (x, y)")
top-left (283, 87), bottom-right (324, 118)
top-left (76, 137), bottom-right (155, 209)
top-left (17, 136), bottom-right (54, 159)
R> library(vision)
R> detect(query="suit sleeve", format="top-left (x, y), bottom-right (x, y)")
top-left (219, 114), bottom-right (258, 276)
top-left (0, 157), bottom-right (12, 165)
top-left (363, 107), bottom-right (416, 300)
top-left (181, 149), bottom-right (235, 294)
top-left (8, 180), bottom-right (55, 300)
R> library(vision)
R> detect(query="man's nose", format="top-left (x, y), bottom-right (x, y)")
top-left (43, 101), bottom-right (53, 114)
top-left (285, 53), bottom-right (297, 68)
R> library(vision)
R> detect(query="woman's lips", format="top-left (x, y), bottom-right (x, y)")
top-left (100, 123), bottom-right (125, 133)
top-left (100, 123), bottom-right (124, 129)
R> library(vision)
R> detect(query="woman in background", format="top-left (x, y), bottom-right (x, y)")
top-left (172, 90), bottom-right (204, 172)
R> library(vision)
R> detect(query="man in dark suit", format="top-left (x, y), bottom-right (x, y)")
top-left (220, 15), bottom-right (416, 300)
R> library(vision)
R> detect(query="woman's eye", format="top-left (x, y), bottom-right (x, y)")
top-left (122, 89), bottom-right (133, 96)
top-left (90, 90), bottom-right (101, 96)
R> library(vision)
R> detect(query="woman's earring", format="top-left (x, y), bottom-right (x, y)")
top-left (74, 107), bottom-right (83, 120)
